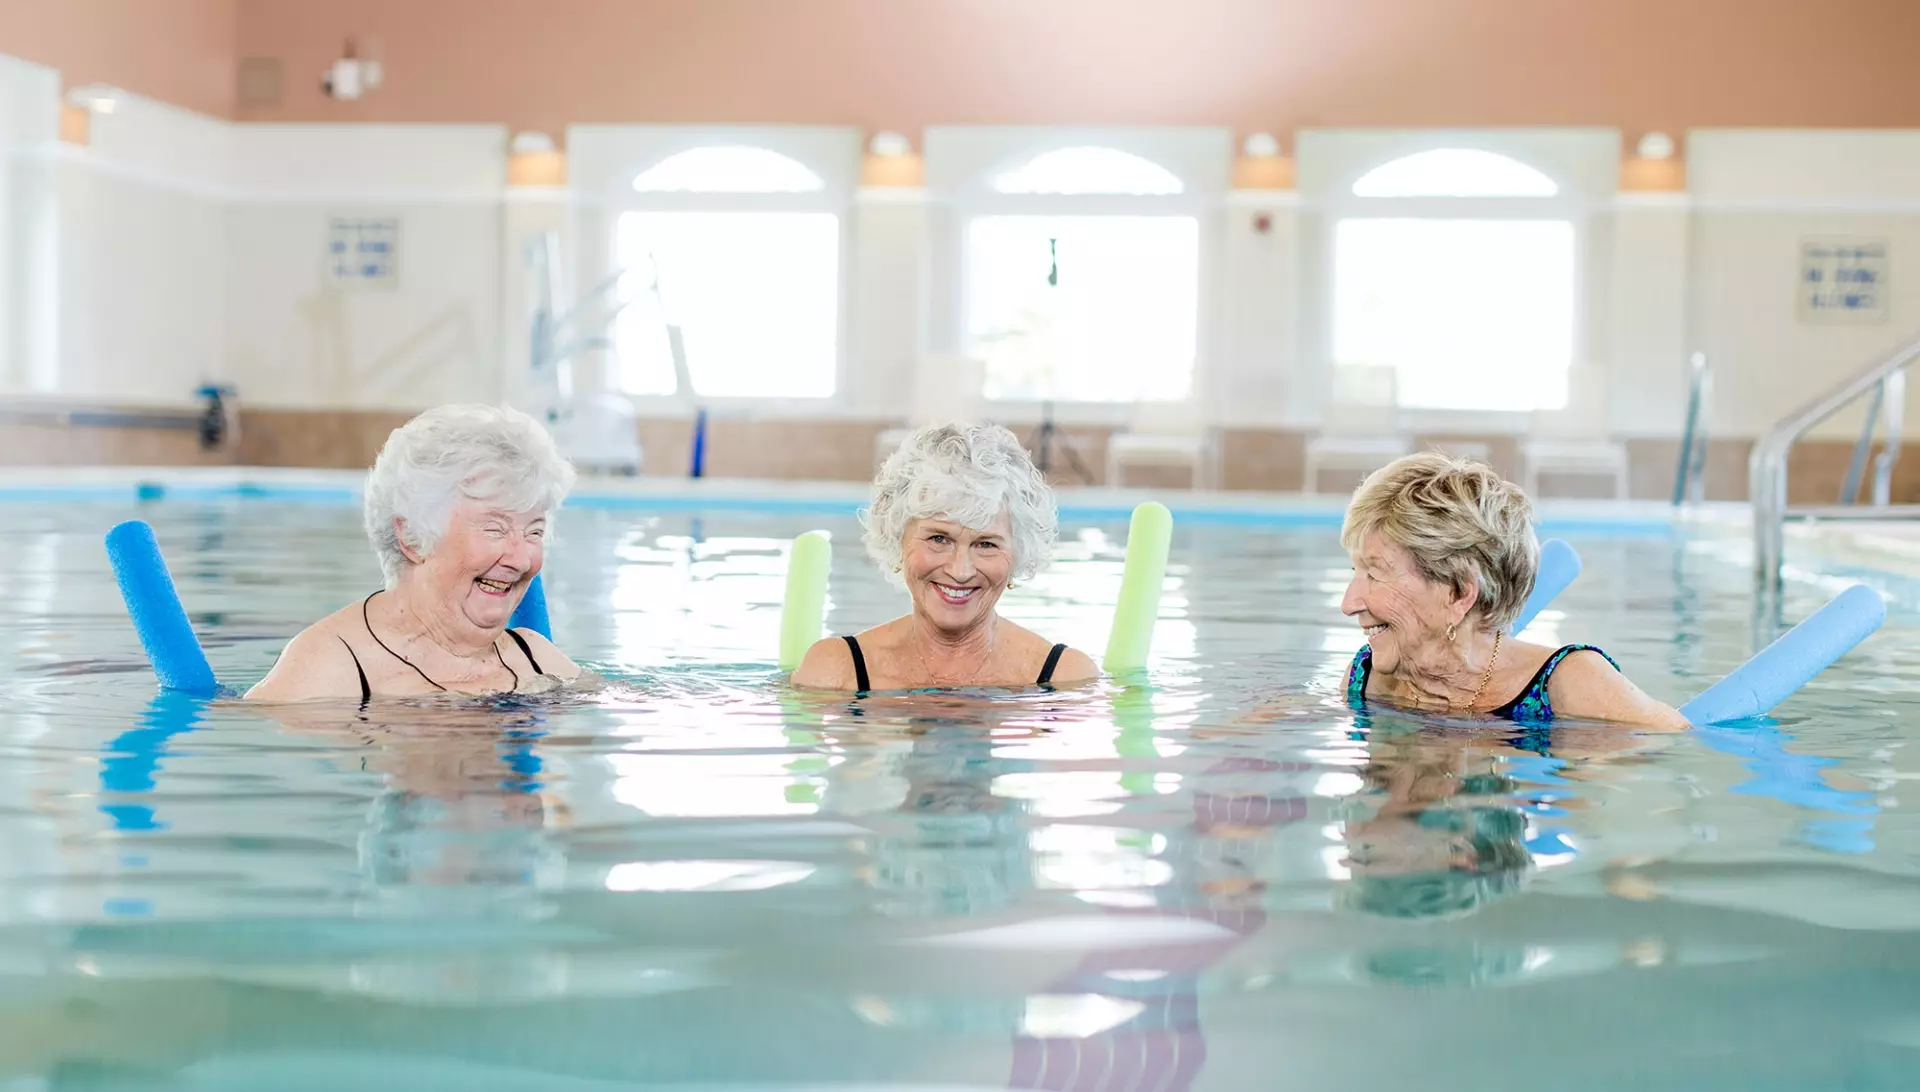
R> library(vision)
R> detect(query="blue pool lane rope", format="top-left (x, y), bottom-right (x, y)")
top-left (105, 520), bottom-right (220, 697)
top-left (508, 573), bottom-right (552, 640)
top-left (1681, 583), bottom-right (1886, 724)
top-left (1510, 539), bottom-right (1580, 637)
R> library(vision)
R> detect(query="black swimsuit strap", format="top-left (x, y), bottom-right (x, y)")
top-left (505, 629), bottom-right (545, 677)
top-left (338, 637), bottom-right (371, 705)
top-left (1037, 643), bottom-right (1068, 686)
top-left (362, 590), bottom-right (518, 694)
top-left (842, 635), bottom-right (871, 694)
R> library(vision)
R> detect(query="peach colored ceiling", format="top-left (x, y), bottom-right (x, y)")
top-left (233, 0), bottom-right (1920, 137)
top-left (0, 0), bottom-right (238, 117)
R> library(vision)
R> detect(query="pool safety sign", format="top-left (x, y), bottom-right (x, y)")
top-left (1800, 237), bottom-right (1887, 324)
top-left (327, 217), bottom-right (399, 289)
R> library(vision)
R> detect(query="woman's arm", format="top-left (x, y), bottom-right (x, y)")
top-left (1546, 651), bottom-right (1690, 731)
top-left (1047, 647), bottom-right (1100, 685)
top-left (791, 637), bottom-right (857, 690)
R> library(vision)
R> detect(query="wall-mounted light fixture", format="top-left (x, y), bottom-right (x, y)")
top-left (868, 131), bottom-right (912, 157)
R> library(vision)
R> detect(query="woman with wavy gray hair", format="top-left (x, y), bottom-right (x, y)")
top-left (792, 423), bottom-right (1096, 692)
top-left (248, 404), bottom-right (582, 702)
top-left (1340, 452), bottom-right (1684, 728)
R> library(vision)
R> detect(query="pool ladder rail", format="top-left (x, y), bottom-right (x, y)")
top-left (0, 384), bottom-right (238, 452)
top-left (1752, 329), bottom-right (1919, 602)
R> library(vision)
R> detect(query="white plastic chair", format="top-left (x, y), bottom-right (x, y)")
top-left (1304, 364), bottom-right (1411, 492)
top-left (1521, 366), bottom-right (1630, 499)
top-left (875, 357), bottom-right (988, 468)
top-left (1106, 398), bottom-right (1218, 489)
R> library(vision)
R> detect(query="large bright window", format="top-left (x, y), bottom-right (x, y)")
top-left (615, 212), bottom-right (838, 398)
top-left (1333, 218), bottom-right (1573, 411)
top-left (1331, 148), bottom-right (1574, 413)
top-left (967, 217), bottom-right (1197, 402)
top-left (613, 145), bottom-right (839, 398)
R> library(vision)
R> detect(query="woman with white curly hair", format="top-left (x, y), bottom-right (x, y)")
top-left (792, 423), bottom-right (1096, 692)
top-left (247, 404), bottom-right (582, 702)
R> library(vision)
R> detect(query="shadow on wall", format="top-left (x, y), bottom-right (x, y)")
top-left (297, 289), bottom-right (479, 406)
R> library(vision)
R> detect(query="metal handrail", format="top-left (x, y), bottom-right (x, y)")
top-left (1672, 352), bottom-right (1711, 505)
top-left (1752, 331), bottom-right (1920, 595)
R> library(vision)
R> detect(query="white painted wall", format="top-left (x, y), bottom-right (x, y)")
top-left (1214, 195), bottom-right (1299, 428)
top-left (1688, 130), bottom-right (1920, 441)
top-left (224, 124), bottom-right (508, 411)
top-left (51, 94), bottom-right (229, 404)
top-left (0, 54), bottom-right (59, 394)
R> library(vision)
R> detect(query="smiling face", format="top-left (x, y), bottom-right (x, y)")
top-left (402, 500), bottom-right (547, 633)
top-left (900, 511), bottom-right (1015, 635)
top-left (1340, 530), bottom-right (1473, 676)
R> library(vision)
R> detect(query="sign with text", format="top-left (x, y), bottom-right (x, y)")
top-left (327, 218), bottom-right (399, 289)
top-left (1800, 237), bottom-right (1887, 324)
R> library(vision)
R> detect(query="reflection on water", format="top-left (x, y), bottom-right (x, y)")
top-left (0, 502), bottom-right (1916, 1090)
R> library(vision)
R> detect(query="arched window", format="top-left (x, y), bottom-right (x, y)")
top-left (1334, 149), bottom-right (1573, 411)
top-left (992, 146), bottom-right (1185, 196)
top-left (616, 146), bottom-right (838, 398)
top-left (1351, 148), bottom-right (1558, 198)
top-left (968, 146), bottom-right (1195, 401)
top-left (631, 146), bottom-right (825, 194)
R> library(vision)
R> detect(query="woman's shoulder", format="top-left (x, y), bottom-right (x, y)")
top-left (995, 619), bottom-right (1095, 684)
top-left (507, 626), bottom-right (582, 681)
top-left (242, 605), bottom-right (369, 702)
top-left (792, 633), bottom-right (860, 690)
top-left (1536, 644), bottom-right (1687, 729)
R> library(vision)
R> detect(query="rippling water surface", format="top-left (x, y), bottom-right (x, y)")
top-left (1, 500), bottom-right (1917, 1090)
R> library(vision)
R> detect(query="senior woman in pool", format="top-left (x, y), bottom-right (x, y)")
top-left (1341, 452), bottom-right (1685, 728)
top-left (247, 404), bottom-right (581, 702)
top-left (792, 423), bottom-right (1096, 692)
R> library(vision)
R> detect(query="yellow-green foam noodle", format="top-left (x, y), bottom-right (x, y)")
top-left (778, 530), bottom-right (833, 672)
top-left (1103, 502), bottom-right (1173, 675)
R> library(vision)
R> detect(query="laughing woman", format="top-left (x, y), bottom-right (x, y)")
top-left (247, 404), bottom-right (582, 702)
top-left (792, 423), bottom-right (1097, 693)
top-left (1340, 452), bottom-right (1685, 729)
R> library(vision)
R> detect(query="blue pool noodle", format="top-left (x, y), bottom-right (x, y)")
top-left (509, 574), bottom-right (552, 641)
top-left (105, 520), bottom-right (219, 697)
top-left (1680, 584), bottom-right (1886, 725)
top-left (1510, 538), bottom-right (1580, 636)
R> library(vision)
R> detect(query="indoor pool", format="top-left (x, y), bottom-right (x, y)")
top-left (2, 494), bottom-right (1918, 1090)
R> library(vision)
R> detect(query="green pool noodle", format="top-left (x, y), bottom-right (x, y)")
top-left (778, 530), bottom-right (833, 672)
top-left (1103, 501), bottom-right (1174, 674)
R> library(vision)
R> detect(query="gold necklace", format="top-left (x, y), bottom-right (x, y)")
top-left (1453, 630), bottom-right (1503, 711)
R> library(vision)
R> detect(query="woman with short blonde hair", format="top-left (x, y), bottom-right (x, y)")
top-left (1339, 452), bottom-right (1683, 728)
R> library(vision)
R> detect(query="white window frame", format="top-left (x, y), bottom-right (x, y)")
top-left (568, 125), bottom-right (860, 416)
top-left (1300, 130), bottom-right (1612, 433)
top-left (926, 127), bottom-right (1230, 426)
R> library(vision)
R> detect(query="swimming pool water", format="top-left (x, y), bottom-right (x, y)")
top-left (1, 499), bottom-right (1917, 1090)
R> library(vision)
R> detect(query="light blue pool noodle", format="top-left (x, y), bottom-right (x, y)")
top-left (105, 520), bottom-right (219, 697)
top-left (1509, 539), bottom-right (1580, 636)
top-left (509, 573), bottom-right (551, 640)
top-left (1680, 584), bottom-right (1887, 725)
